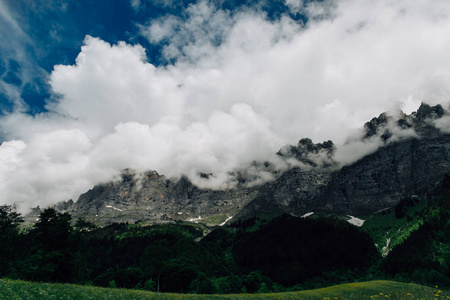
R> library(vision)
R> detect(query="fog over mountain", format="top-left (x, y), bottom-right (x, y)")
top-left (1, 0), bottom-right (450, 213)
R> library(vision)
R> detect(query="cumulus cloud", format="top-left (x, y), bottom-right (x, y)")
top-left (49, 36), bottom-right (184, 138)
top-left (2, 0), bottom-right (450, 212)
top-left (0, 130), bottom-right (106, 214)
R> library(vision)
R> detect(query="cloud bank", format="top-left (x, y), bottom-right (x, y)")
top-left (2, 0), bottom-right (450, 212)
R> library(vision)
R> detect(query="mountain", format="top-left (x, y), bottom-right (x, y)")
top-left (31, 103), bottom-right (450, 226)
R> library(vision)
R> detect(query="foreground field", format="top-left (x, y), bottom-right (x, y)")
top-left (0, 279), bottom-right (447, 300)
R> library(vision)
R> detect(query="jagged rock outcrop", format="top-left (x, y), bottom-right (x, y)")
top-left (363, 112), bottom-right (391, 140)
top-left (60, 170), bottom-right (259, 225)
top-left (45, 103), bottom-right (450, 225)
top-left (277, 138), bottom-right (336, 168)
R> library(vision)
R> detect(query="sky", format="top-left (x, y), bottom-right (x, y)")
top-left (1, 0), bottom-right (450, 212)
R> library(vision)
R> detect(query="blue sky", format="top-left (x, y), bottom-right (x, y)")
top-left (1, 0), bottom-right (450, 212)
top-left (1, 0), bottom-right (169, 113)
top-left (1, 0), bottom-right (134, 113)
top-left (0, 0), bottom-right (306, 115)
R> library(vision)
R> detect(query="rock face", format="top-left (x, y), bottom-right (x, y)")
top-left (234, 168), bottom-right (333, 219)
top-left (48, 103), bottom-right (450, 225)
top-left (317, 134), bottom-right (450, 215)
top-left (63, 170), bottom-right (259, 225)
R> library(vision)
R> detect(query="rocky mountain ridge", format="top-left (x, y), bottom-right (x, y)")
top-left (31, 103), bottom-right (450, 226)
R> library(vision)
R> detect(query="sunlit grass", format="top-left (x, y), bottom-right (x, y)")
top-left (0, 279), bottom-right (447, 299)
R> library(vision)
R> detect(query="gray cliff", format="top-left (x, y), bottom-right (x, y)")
top-left (317, 134), bottom-right (450, 215)
top-left (61, 170), bottom-right (259, 225)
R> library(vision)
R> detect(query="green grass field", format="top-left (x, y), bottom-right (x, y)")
top-left (0, 279), bottom-right (447, 300)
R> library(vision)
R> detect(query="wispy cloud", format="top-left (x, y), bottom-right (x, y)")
top-left (0, 1), bottom-right (33, 112)
top-left (0, 0), bottom-right (70, 115)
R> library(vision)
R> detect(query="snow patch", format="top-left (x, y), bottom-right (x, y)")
top-left (219, 216), bottom-right (233, 226)
top-left (347, 215), bottom-right (365, 227)
top-left (301, 212), bottom-right (314, 218)
top-left (106, 205), bottom-right (123, 212)
top-left (188, 216), bottom-right (202, 223)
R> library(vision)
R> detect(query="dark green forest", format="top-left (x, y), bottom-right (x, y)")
top-left (1, 176), bottom-right (449, 294)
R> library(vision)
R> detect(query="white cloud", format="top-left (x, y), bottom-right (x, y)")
top-left (434, 103), bottom-right (450, 133)
top-left (90, 102), bottom-right (284, 189)
top-left (48, 36), bottom-right (184, 139)
top-left (2, 0), bottom-right (450, 211)
top-left (285, 0), bottom-right (304, 14)
top-left (0, 1), bottom-right (56, 114)
top-left (0, 130), bottom-right (104, 213)
top-left (435, 116), bottom-right (450, 133)
top-left (130, 0), bottom-right (141, 11)
top-left (0, 140), bottom-right (26, 173)
top-left (140, 0), bottom-right (237, 62)
top-left (0, 1), bottom-right (33, 112)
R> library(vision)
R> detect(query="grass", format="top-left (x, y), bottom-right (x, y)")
top-left (0, 279), bottom-right (448, 300)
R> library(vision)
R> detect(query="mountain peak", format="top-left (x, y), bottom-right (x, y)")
top-left (277, 138), bottom-right (336, 168)
top-left (415, 103), bottom-right (446, 121)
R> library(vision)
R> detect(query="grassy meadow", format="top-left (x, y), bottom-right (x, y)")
top-left (0, 279), bottom-right (448, 300)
